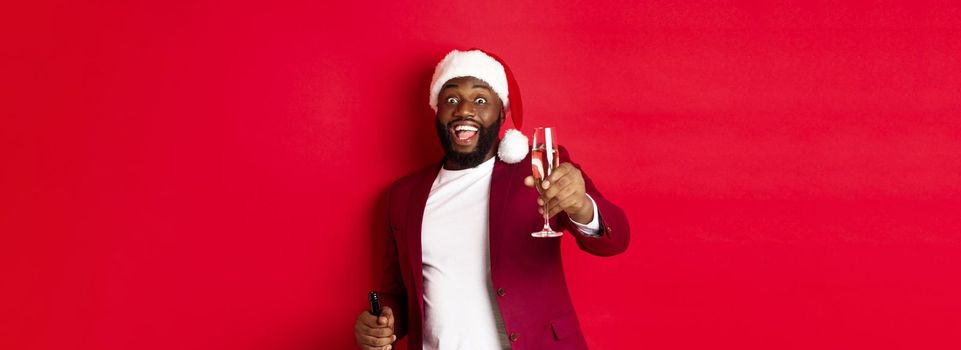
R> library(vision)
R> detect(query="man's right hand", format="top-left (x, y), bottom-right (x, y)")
top-left (354, 306), bottom-right (396, 350)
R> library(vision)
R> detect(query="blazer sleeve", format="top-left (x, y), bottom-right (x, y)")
top-left (557, 146), bottom-right (631, 257)
top-left (376, 185), bottom-right (409, 339)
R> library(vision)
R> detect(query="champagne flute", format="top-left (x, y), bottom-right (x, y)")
top-left (531, 127), bottom-right (562, 238)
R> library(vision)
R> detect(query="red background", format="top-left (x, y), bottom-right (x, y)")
top-left (3, 1), bottom-right (960, 349)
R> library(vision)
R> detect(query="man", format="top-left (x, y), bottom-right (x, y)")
top-left (354, 49), bottom-right (630, 350)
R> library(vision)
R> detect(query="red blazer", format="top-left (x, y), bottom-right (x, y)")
top-left (377, 147), bottom-right (630, 349)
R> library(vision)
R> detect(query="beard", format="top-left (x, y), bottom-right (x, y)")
top-left (435, 116), bottom-right (502, 169)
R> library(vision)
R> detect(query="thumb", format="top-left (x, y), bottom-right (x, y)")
top-left (379, 306), bottom-right (393, 327)
top-left (385, 307), bottom-right (395, 330)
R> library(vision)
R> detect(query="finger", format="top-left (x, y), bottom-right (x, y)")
top-left (358, 311), bottom-right (380, 328)
top-left (548, 186), bottom-right (578, 211)
top-left (547, 163), bottom-right (573, 183)
top-left (541, 205), bottom-right (559, 218)
top-left (551, 195), bottom-right (574, 217)
top-left (361, 346), bottom-right (390, 350)
top-left (549, 203), bottom-right (563, 218)
top-left (554, 166), bottom-right (582, 188)
top-left (550, 175), bottom-right (571, 194)
top-left (550, 164), bottom-right (583, 188)
top-left (360, 346), bottom-right (392, 350)
top-left (355, 322), bottom-right (380, 339)
top-left (359, 334), bottom-right (395, 347)
top-left (541, 165), bottom-right (566, 190)
top-left (543, 176), bottom-right (567, 199)
top-left (539, 203), bottom-right (560, 218)
top-left (544, 170), bottom-right (578, 198)
top-left (357, 334), bottom-right (397, 348)
top-left (366, 325), bottom-right (394, 337)
top-left (543, 190), bottom-right (568, 218)
top-left (524, 176), bottom-right (536, 188)
top-left (380, 307), bottom-right (393, 327)
top-left (558, 193), bottom-right (585, 215)
top-left (547, 189), bottom-right (576, 217)
top-left (547, 172), bottom-right (585, 203)
top-left (544, 199), bottom-right (561, 218)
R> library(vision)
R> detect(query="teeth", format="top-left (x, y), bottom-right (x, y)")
top-left (455, 125), bottom-right (479, 132)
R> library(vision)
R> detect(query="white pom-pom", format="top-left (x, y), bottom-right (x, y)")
top-left (497, 129), bottom-right (529, 164)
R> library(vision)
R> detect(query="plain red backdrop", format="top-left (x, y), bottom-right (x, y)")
top-left (2, 1), bottom-right (960, 349)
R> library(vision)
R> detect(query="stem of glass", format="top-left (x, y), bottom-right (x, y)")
top-left (542, 190), bottom-right (552, 231)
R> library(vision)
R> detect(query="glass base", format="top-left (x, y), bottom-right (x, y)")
top-left (531, 229), bottom-right (564, 238)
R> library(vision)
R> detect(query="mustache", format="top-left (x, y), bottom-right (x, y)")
top-left (445, 117), bottom-right (484, 129)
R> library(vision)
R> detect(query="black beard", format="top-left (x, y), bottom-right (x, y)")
top-left (435, 116), bottom-right (502, 169)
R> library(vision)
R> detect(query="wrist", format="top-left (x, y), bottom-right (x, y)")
top-left (569, 196), bottom-right (595, 224)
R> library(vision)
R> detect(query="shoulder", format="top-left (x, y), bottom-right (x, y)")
top-left (384, 161), bottom-right (440, 227)
top-left (388, 161), bottom-right (441, 195)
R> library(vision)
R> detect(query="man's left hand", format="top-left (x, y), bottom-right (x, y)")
top-left (523, 163), bottom-right (594, 224)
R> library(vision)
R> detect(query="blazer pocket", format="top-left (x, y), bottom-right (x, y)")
top-left (550, 312), bottom-right (581, 341)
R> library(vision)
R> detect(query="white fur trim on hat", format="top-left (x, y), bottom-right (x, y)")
top-left (497, 128), bottom-right (529, 164)
top-left (429, 50), bottom-right (510, 111)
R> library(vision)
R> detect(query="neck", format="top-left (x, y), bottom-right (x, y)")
top-left (443, 149), bottom-right (497, 170)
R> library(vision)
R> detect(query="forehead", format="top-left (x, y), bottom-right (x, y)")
top-left (440, 76), bottom-right (493, 91)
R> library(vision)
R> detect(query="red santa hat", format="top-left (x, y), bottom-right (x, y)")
top-left (429, 49), bottom-right (524, 130)
top-left (429, 49), bottom-right (529, 163)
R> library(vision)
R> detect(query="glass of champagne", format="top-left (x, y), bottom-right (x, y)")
top-left (531, 127), bottom-right (563, 238)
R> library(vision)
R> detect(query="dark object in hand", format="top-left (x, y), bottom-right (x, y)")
top-left (368, 291), bottom-right (381, 316)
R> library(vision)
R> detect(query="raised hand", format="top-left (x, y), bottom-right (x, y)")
top-left (524, 162), bottom-right (594, 224)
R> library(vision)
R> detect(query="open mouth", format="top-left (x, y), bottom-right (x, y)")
top-left (449, 124), bottom-right (479, 146)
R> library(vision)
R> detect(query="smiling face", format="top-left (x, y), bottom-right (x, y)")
top-left (434, 76), bottom-right (504, 169)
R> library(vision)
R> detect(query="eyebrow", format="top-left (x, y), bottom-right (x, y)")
top-left (442, 83), bottom-right (492, 90)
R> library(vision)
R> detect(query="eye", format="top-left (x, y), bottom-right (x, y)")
top-left (446, 97), bottom-right (459, 104)
top-left (474, 97), bottom-right (487, 104)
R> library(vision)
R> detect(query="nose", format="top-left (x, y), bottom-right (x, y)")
top-left (454, 100), bottom-right (475, 119)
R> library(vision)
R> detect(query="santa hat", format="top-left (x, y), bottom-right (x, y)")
top-left (429, 49), bottom-right (528, 163)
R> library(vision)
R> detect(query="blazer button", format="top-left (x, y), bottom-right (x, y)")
top-left (497, 288), bottom-right (506, 296)
top-left (509, 332), bottom-right (518, 342)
